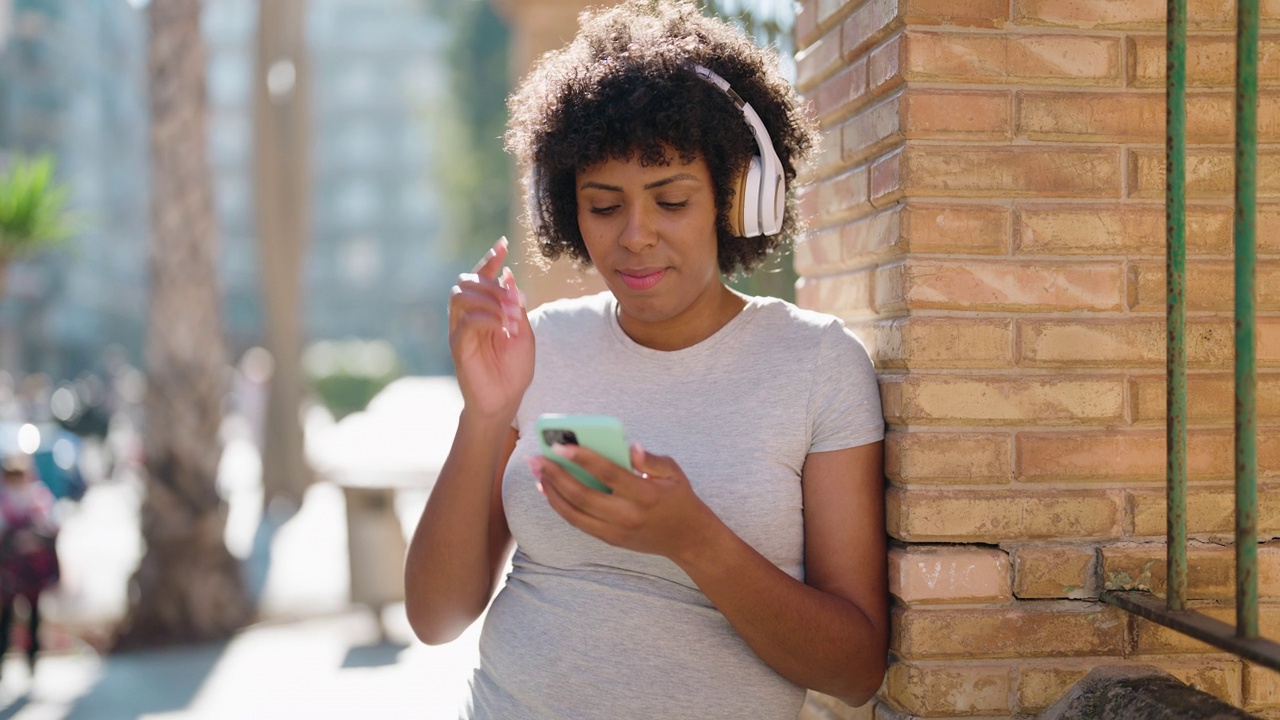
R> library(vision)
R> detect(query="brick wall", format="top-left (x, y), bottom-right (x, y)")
top-left (793, 1), bottom-right (1280, 718)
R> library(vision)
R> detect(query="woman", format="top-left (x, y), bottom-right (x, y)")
top-left (0, 453), bottom-right (59, 678)
top-left (405, 2), bottom-right (887, 717)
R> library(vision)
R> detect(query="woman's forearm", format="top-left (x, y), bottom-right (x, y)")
top-left (673, 517), bottom-right (887, 706)
top-left (404, 410), bottom-right (516, 645)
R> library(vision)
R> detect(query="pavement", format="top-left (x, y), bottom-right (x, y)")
top-left (2, 376), bottom-right (484, 720)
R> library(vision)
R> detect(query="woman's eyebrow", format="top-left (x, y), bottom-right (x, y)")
top-left (578, 173), bottom-right (701, 192)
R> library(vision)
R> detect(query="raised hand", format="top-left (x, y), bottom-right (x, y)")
top-left (448, 237), bottom-right (535, 422)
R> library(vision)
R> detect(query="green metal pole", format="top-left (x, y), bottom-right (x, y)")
top-left (1166, 0), bottom-right (1189, 613)
top-left (1235, 0), bottom-right (1260, 641)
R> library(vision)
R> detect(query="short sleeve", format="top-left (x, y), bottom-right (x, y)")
top-left (806, 320), bottom-right (885, 454)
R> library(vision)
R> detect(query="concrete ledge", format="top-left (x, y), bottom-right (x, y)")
top-left (1040, 665), bottom-right (1261, 720)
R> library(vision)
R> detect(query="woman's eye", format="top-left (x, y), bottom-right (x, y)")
top-left (589, 205), bottom-right (619, 215)
top-left (659, 200), bottom-right (689, 210)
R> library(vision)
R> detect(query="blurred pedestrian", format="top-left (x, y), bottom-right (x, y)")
top-left (0, 453), bottom-right (60, 677)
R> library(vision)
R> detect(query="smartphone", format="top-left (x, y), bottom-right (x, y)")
top-left (535, 414), bottom-right (632, 493)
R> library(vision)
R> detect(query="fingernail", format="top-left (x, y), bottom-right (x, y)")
top-left (551, 443), bottom-right (571, 458)
top-left (498, 236), bottom-right (508, 250)
top-left (633, 442), bottom-right (645, 458)
top-left (535, 481), bottom-right (545, 496)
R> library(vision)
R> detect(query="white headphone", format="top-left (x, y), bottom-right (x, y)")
top-left (526, 64), bottom-right (786, 238)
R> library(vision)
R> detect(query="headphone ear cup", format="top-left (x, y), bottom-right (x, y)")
top-left (727, 166), bottom-right (748, 238)
top-left (742, 156), bottom-right (763, 238)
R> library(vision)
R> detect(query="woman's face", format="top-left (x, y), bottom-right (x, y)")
top-left (576, 151), bottom-right (724, 338)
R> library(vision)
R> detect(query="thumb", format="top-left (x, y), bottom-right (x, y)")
top-left (631, 443), bottom-right (676, 479)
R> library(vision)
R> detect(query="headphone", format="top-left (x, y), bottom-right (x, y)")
top-left (526, 64), bottom-right (786, 238)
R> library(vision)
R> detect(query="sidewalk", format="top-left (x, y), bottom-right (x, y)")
top-left (5, 376), bottom-right (480, 720)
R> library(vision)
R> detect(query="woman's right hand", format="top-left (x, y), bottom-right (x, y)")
top-left (448, 237), bottom-right (534, 421)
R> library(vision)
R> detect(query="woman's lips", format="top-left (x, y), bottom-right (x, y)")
top-left (618, 268), bottom-right (667, 291)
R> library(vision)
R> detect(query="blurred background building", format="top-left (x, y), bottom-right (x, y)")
top-left (0, 0), bottom-right (475, 385)
top-left (0, 0), bottom-right (149, 380)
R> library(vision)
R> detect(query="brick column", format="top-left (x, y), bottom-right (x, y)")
top-left (794, 1), bottom-right (1280, 717)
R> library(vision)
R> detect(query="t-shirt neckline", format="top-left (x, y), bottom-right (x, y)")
top-left (604, 291), bottom-right (763, 360)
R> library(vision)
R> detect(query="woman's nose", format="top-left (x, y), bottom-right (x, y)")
top-left (618, 204), bottom-right (658, 253)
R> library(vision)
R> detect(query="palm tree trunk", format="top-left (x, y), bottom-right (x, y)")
top-left (115, 0), bottom-right (251, 650)
top-left (254, 0), bottom-right (313, 511)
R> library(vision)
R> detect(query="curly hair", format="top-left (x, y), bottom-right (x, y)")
top-left (505, 0), bottom-right (819, 276)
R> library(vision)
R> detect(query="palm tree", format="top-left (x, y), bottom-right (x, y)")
top-left (114, 0), bottom-right (251, 649)
top-left (0, 155), bottom-right (73, 299)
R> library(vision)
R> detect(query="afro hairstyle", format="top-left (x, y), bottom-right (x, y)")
top-left (505, 0), bottom-right (819, 276)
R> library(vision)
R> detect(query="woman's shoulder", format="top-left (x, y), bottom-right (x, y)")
top-left (745, 295), bottom-right (854, 340)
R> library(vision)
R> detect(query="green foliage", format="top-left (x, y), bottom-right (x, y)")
top-left (0, 155), bottom-right (74, 262)
top-left (418, 0), bottom-right (512, 266)
top-left (303, 339), bottom-right (402, 421)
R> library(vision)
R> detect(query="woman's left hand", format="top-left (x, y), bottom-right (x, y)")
top-left (531, 443), bottom-right (716, 561)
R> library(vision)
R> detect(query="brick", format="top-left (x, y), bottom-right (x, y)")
top-left (841, 96), bottom-right (902, 167)
top-left (1129, 373), bottom-right (1280, 425)
top-left (1130, 605), bottom-right (1280, 654)
top-left (1129, 35), bottom-right (1280, 88)
top-left (1011, 545), bottom-right (1098, 600)
top-left (841, 0), bottom-right (899, 61)
top-left (1128, 485), bottom-right (1280, 536)
top-left (843, 206), bottom-right (902, 262)
top-left (902, 89), bottom-right (1011, 141)
top-left (813, 164), bottom-right (872, 223)
top-left (884, 661), bottom-right (1012, 716)
top-left (1129, 148), bottom-right (1280, 199)
top-left (901, 0), bottom-right (1008, 28)
top-left (794, 226), bottom-right (846, 277)
top-left (888, 546), bottom-right (1012, 604)
top-left (1016, 430), bottom-right (1236, 484)
top-left (905, 31), bottom-right (1122, 86)
top-left (877, 317), bottom-right (1013, 370)
top-left (902, 203), bottom-right (1010, 255)
top-left (806, 126), bottom-right (843, 181)
top-left (796, 0), bottom-right (822, 50)
top-left (1016, 205), bottom-right (1234, 257)
top-left (1017, 91), bottom-right (1164, 143)
top-left (1018, 319), bottom-right (1163, 368)
top-left (892, 603), bottom-right (1127, 659)
top-left (797, 32), bottom-right (844, 92)
top-left (873, 261), bottom-right (906, 314)
top-left (1246, 662), bottom-right (1280, 710)
top-left (1015, 664), bottom-right (1092, 712)
top-left (869, 150), bottom-right (902, 207)
top-left (796, 270), bottom-right (875, 316)
top-left (1102, 544), bottom-right (1280, 600)
top-left (1127, 261), bottom-right (1280, 313)
top-left (903, 260), bottom-right (1125, 312)
top-left (883, 374), bottom-right (1126, 426)
top-left (884, 430), bottom-right (1012, 485)
top-left (813, 59), bottom-right (871, 126)
top-left (887, 487), bottom-right (1124, 541)
top-left (816, 0), bottom-right (849, 27)
top-left (902, 146), bottom-right (1122, 199)
top-left (1013, 0), bottom-right (1164, 28)
top-left (868, 32), bottom-right (905, 98)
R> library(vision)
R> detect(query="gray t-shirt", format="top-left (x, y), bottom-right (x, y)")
top-left (465, 291), bottom-right (884, 720)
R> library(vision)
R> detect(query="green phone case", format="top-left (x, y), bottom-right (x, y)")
top-left (535, 414), bottom-right (632, 493)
